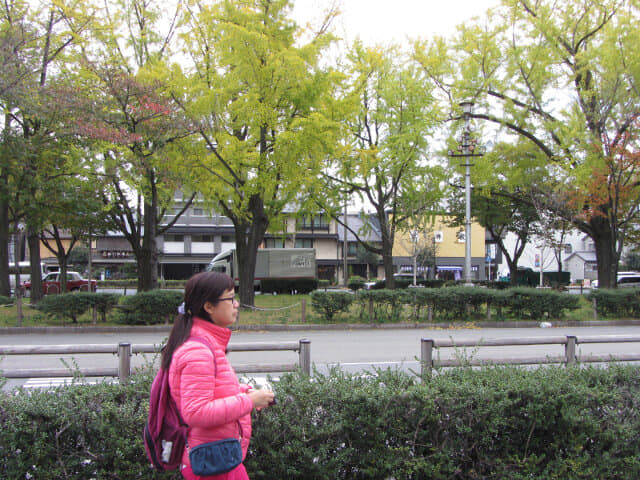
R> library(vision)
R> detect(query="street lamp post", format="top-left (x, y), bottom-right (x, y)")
top-left (410, 229), bottom-right (418, 286)
top-left (448, 101), bottom-right (486, 286)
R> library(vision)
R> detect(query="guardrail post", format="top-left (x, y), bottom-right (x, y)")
top-left (301, 299), bottom-right (306, 323)
top-left (421, 338), bottom-right (434, 378)
top-left (565, 336), bottom-right (577, 366)
top-left (118, 342), bottom-right (131, 381)
top-left (299, 339), bottom-right (311, 375)
top-left (592, 298), bottom-right (598, 320)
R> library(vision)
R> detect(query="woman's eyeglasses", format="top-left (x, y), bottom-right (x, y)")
top-left (218, 296), bottom-right (239, 303)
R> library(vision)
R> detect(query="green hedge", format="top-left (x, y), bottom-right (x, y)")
top-left (506, 287), bottom-right (581, 319)
top-left (342, 287), bottom-right (581, 323)
top-left (310, 291), bottom-right (354, 321)
top-left (347, 276), bottom-right (366, 291)
top-left (114, 289), bottom-right (184, 325)
top-left (35, 293), bottom-right (120, 323)
top-left (588, 288), bottom-right (640, 318)
top-left (1, 366), bottom-right (639, 479)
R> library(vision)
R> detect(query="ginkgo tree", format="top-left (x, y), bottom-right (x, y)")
top-left (177, 0), bottom-right (340, 305)
top-left (416, 0), bottom-right (640, 288)
top-left (321, 42), bottom-right (446, 289)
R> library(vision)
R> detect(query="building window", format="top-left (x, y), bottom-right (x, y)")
top-left (564, 244), bottom-right (572, 254)
top-left (264, 238), bottom-right (285, 248)
top-left (295, 238), bottom-right (313, 248)
top-left (163, 207), bottom-right (182, 217)
top-left (192, 235), bottom-right (212, 243)
top-left (433, 231), bottom-right (443, 243)
top-left (298, 215), bottom-right (329, 230)
top-left (347, 242), bottom-right (357, 256)
top-left (166, 234), bottom-right (184, 242)
top-left (192, 208), bottom-right (206, 217)
top-left (457, 231), bottom-right (465, 243)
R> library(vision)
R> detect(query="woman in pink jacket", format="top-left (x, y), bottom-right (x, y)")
top-left (162, 271), bottom-right (275, 480)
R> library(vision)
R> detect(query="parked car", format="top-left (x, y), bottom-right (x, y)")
top-left (592, 271), bottom-right (640, 289)
top-left (23, 271), bottom-right (97, 295)
top-left (617, 273), bottom-right (640, 288)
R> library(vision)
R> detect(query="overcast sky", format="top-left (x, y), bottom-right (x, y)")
top-left (293, 0), bottom-right (501, 47)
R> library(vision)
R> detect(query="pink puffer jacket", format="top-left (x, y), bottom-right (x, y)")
top-left (169, 317), bottom-right (254, 469)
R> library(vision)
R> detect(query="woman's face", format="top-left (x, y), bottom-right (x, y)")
top-left (204, 288), bottom-right (239, 328)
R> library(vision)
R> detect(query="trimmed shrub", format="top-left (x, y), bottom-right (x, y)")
top-left (588, 288), bottom-right (640, 318)
top-left (114, 289), bottom-right (184, 325)
top-left (0, 295), bottom-right (11, 305)
top-left (507, 287), bottom-right (580, 319)
top-left (35, 293), bottom-right (93, 323)
top-left (248, 365), bottom-right (640, 479)
top-left (347, 276), bottom-right (366, 291)
top-left (355, 289), bottom-right (405, 322)
top-left (35, 293), bottom-right (121, 324)
top-left (1, 366), bottom-right (639, 479)
top-left (91, 293), bottom-right (121, 322)
top-left (310, 291), bottom-right (354, 321)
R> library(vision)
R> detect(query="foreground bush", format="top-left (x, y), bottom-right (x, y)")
top-left (249, 365), bottom-right (640, 479)
top-left (1, 365), bottom-right (639, 479)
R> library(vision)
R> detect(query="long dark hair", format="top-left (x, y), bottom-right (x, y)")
top-left (161, 271), bottom-right (235, 370)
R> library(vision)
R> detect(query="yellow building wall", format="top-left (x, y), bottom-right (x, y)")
top-left (38, 239), bottom-right (93, 260)
top-left (393, 217), bottom-right (485, 258)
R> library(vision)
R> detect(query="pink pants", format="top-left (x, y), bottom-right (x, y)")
top-left (181, 462), bottom-right (249, 480)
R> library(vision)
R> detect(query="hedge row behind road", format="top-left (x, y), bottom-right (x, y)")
top-left (1, 364), bottom-right (639, 479)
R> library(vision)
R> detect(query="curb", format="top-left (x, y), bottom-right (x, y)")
top-left (2, 319), bottom-right (640, 335)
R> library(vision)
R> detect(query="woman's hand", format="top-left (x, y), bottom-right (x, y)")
top-left (247, 388), bottom-right (275, 409)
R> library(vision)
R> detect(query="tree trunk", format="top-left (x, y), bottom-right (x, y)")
top-left (139, 198), bottom-right (159, 292)
top-left (27, 228), bottom-right (43, 301)
top-left (0, 196), bottom-right (9, 297)
top-left (382, 250), bottom-right (395, 289)
top-left (591, 216), bottom-right (617, 289)
top-left (58, 255), bottom-right (68, 294)
top-left (508, 260), bottom-right (519, 287)
top-left (13, 223), bottom-right (23, 326)
top-left (234, 195), bottom-right (269, 307)
top-left (376, 208), bottom-right (395, 289)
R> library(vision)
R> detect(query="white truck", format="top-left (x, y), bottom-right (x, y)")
top-left (206, 248), bottom-right (317, 293)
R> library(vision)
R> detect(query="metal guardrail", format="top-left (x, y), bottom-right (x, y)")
top-left (420, 334), bottom-right (640, 377)
top-left (0, 339), bottom-right (311, 381)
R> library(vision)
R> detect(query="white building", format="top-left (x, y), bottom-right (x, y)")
top-left (497, 230), bottom-right (596, 284)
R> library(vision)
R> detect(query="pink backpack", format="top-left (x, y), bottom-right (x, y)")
top-left (143, 336), bottom-right (216, 471)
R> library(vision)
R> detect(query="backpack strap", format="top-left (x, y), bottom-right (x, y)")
top-left (187, 335), bottom-right (218, 376)
top-left (179, 335), bottom-right (219, 449)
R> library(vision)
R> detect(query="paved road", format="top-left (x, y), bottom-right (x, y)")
top-left (2, 324), bottom-right (640, 390)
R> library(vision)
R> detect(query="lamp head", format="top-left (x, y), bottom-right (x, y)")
top-left (459, 101), bottom-right (474, 114)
